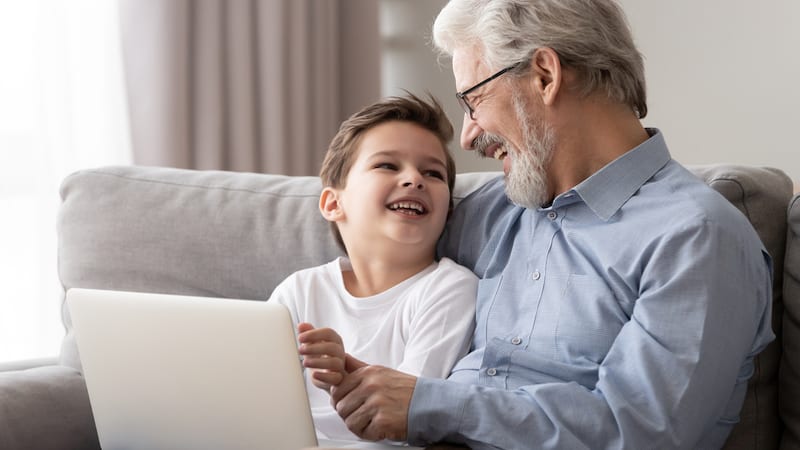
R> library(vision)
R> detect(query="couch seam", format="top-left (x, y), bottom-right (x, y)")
top-left (81, 169), bottom-right (321, 199)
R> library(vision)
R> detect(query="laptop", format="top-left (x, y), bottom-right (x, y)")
top-left (67, 288), bottom-right (420, 450)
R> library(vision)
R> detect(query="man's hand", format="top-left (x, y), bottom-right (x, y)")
top-left (330, 365), bottom-right (417, 441)
top-left (297, 322), bottom-right (349, 391)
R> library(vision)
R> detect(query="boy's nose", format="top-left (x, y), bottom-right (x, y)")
top-left (402, 181), bottom-right (424, 190)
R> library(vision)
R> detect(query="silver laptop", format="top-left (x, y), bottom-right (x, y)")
top-left (67, 288), bottom-right (416, 450)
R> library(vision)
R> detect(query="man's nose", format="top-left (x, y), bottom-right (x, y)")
top-left (460, 114), bottom-right (482, 151)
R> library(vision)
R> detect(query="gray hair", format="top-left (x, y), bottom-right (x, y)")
top-left (433, 0), bottom-right (647, 118)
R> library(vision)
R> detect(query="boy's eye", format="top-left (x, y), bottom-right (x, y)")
top-left (375, 162), bottom-right (397, 170)
top-left (425, 170), bottom-right (445, 180)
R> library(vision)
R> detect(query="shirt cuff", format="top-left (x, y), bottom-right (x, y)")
top-left (407, 377), bottom-right (469, 446)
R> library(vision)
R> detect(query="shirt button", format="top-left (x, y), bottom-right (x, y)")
top-left (531, 270), bottom-right (541, 280)
top-left (487, 368), bottom-right (497, 376)
top-left (511, 337), bottom-right (522, 345)
top-left (547, 211), bottom-right (558, 220)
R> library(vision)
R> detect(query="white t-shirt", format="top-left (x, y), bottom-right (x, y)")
top-left (269, 256), bottom-right (477, 441)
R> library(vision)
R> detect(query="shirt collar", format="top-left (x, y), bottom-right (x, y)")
top-left (566, 128), bottom-right (671, 221)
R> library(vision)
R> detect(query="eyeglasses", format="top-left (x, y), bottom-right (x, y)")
top-left (456, 62), bottom-right (521, 120)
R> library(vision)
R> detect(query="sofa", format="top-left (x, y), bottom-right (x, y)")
top-left (0, 164), bottom-right (797, 450)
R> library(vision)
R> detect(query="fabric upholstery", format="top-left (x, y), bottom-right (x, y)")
top-left (781, 194), bottom-right (800, 449)
top-left (0, 164), bottom-right (793, 450)
top-left (0, 365), bottom-right (98, 450)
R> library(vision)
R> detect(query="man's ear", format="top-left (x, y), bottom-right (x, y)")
top-left (319, 187), bottom-right (345, 222)
top-left (528, 47), bottom-right (562, 107)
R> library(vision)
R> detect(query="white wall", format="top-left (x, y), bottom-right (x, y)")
top-left (618, 0), bottom-right (800, 181)
top-left (380, 0), bottom-right (800, 180)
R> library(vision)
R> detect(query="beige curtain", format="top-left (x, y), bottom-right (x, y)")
top-left (118, 0), bottom-right (380, 175)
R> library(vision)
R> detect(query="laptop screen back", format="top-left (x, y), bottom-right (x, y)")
top-left (67, 288), bottom-right (317, 450)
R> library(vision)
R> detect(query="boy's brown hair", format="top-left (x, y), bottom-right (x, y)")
top-left (319, 93), bottom-right (456, 252)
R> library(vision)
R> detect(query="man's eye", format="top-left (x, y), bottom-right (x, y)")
top-left (426, 170), bottom-right (445, 180)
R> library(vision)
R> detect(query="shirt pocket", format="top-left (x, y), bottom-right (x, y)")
top-left (545, 273), bottom-right (628, 365)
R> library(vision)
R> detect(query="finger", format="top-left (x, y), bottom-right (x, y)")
top-left (299, 342), bottom-right (346, 358)
top-left (299, 340), bottom-right (344, 354)
top-left (312, 370), bottom-right (344, 386)
top-left (297, 322), bottom-right (315, 334)
top-left (302, 355), bottom-right (345, 372)
top-left (341, 403), bottom-right (374, 439)
top-left (297, 328), bottom-right (343, 345)
top-left (343, 396), bottom-right (407, 442)
top-left (330, 371), bottom-right (364, 409)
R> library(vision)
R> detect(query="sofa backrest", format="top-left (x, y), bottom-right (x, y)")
top-left (57, 164), bottom-right (794, 449)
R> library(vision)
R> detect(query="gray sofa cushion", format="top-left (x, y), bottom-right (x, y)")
top-left (781, 193), bottom-right (800, 449)
top-left (0, 365), bottom-right (98, 450)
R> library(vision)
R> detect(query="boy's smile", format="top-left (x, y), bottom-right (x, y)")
top-left (387, 199), bottom-right (427, 216)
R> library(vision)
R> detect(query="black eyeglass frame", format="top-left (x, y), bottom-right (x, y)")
top-left (455, 62), bottom-right (522, 120)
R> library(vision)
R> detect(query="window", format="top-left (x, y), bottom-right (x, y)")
top-left (0, 0), bottom-right (131, 362)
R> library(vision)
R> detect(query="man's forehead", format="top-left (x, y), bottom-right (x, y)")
top-left (452, 46), bottom-right (487, 90)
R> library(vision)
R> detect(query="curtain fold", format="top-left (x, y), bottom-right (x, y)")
top-left (119, 0), bottom-right (380, 175)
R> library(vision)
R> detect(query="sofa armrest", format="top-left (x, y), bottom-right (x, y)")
top-left (781, 194), bottom-right (800, 449)
top-left (0, 365), bottom-right (99, 450)
top-left (0, 356), bottom-right (59, 372)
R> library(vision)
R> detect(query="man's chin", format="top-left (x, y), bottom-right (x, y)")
top-left (504, 175), bottom-right (547, 209)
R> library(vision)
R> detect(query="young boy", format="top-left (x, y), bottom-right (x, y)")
top-left (267, 94), bottom-right (477, 441)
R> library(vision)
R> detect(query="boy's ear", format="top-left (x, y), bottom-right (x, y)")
top-left (319, 187), bottom-right (345, 222)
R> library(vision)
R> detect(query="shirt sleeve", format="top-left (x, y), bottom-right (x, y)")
top-left (266, 276), bottom-right (302, 328)
top-left (409, 219), bottom-right (774, 449)
top-left (396, 260), bottom-right (477, 379)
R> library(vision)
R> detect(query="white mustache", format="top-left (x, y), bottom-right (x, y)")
top-left (472, 133), bottom-right (505, 157)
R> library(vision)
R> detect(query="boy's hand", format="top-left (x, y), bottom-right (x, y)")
top-left (297, 323), bottom-right (348, 391)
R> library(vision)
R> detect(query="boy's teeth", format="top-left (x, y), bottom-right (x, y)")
top-left (389, 201), bottom-right (425, 213)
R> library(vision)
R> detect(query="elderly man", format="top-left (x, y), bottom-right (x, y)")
top-left (328, 1), bottom-right (773, 448)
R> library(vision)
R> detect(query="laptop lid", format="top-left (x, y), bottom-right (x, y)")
top-left (67, 288), bottom-right (318, 450)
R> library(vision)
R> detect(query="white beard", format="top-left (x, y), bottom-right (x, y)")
top-left (503, 92), bottom-right (555, 209)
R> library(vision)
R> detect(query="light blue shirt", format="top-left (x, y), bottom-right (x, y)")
top-left (412, 130), bottom-right (774, 449)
